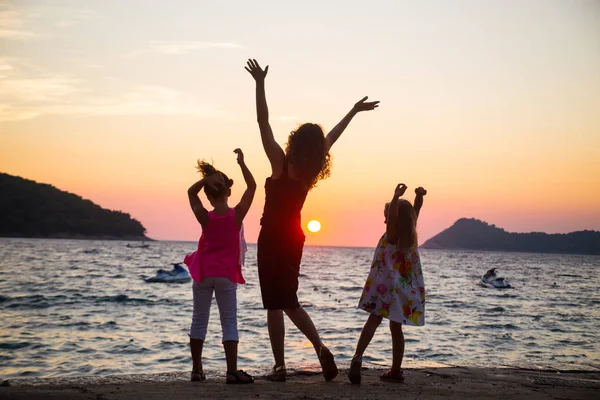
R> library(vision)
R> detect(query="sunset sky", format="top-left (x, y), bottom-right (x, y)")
top-left (1, 0), bottom-right (599, 246)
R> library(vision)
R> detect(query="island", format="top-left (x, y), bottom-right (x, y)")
top-left (421, 218), bottom-right (600, 255)
top-left (0, 173), bottom-right (149, 240)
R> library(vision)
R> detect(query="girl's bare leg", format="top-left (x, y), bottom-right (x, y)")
top-left (190, 338), bottom-right (204, 371)
top-left (354, 313), bottom-right (383, 357)
top-left (390, 321), bottom-right (405, 371)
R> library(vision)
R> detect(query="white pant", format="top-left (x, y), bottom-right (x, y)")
top-left (189, 277), bottom-right (238, 342)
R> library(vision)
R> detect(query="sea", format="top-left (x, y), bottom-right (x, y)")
top-left (0, 238), bottom-right (599, 379)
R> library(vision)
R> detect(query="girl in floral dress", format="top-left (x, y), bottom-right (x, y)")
top-left (349, 184), bottom-right (427, 384)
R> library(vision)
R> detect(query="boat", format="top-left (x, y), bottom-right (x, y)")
top-left (127, 243), bottom-right (150, 248)
top-left (145, 263), bottom-right (191, 283)
top-left (479, 268), bottom-right (512, 289)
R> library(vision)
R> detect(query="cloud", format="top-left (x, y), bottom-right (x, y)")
top-left (54, 9), bottom-right (96, 28)
top-left (0, 58), bottom-right (225, 122)
top-left (1, 76), bottom-right (80, 102)
top-left (0, 3), bottom-right (97, 40)
top-left (0, 62), bottom-right (13, 76)
top-left (0, 6), bottom-right (40, 39)
top-left (127, 41), bottom-right (245, 57)
top-left (0, 104), bottom-right (41, 122)
top-left (278, 115), bottom-right (298, 122)
top-left (63, 85), bottom-right (225, 117)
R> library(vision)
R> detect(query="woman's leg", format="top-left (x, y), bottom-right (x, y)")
top-left (267, 309), bottom-right (286, 368)
top-left (285, 306), bottom-right (338, 381)
top-left (189, 280), bottom-right (214, 375)
top-left (353, 313), bottom-right (383, 357)
top-left (284, 306), bottom-right (321, 351)
top-left (389, 321), bottom-right (405, 372)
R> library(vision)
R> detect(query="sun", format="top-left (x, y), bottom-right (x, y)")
top-left (307, 220), bottom-right (321, 233)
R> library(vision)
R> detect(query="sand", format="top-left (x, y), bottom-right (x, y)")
top-left (2, 366), bottom-right (599, 400)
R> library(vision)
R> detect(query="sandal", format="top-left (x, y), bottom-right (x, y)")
top-left (318, 345), bottom-right (338, 381)
top-left (380, 368), bottom-right (404, 383)
top-left (265, 365), bottom-right (286, 382)
top-left (191, 369), bottom-right (206, 382)
top-left (226, 370), bottom-right (255, 384)
top-left (348, 355), bottom-right (362, 384)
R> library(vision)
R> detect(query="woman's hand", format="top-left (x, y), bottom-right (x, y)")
top-left (415, 187), bottom-right (427, 196)
top-left (394, 183), bottom-right (408, 198)
top-left (352, 96), bottom-right (380, 113)
top-left (245, 59), bottom-right (269, 81)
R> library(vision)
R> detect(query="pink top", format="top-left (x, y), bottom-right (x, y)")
top-left (184, 208), bottom-right (246, 284)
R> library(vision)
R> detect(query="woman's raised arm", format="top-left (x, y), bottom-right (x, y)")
top-left (245, 59), bottom-right (285, 178)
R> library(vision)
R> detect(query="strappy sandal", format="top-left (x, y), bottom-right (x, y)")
top-left (348, 355), bottom-right (362, 384)
top-left (226, 370), bottom-right (255, 384)
top-left (265, 365), bottom-right (286, 382)
top-left (318, 345), bottom-right (338, 381)
top-left (190, 369), bottom-right (206, 382)
top-left (380, 368), bottom-right (404, 383)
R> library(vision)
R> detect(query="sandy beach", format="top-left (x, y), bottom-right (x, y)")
top-left (2, 366), bottom-right (599, 400)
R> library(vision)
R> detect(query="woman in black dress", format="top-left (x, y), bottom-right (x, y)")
top-left (245, 59), bottom-right (379, 381)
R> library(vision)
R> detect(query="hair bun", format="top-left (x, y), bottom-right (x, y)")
top-left (227, 179), bottom-right (234, 187)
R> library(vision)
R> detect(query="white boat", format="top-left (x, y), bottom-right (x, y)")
top-left (479, 268), bottom-right (511, 289)
top-left (145, 263), bottom-right (191, 283)
top-left (127, 243), bottom-right (150, 249)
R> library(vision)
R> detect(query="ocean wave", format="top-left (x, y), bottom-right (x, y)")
top-left (465, 323), bottom-right (521, 331)
top-left (0, 341), bottom-right (32, 350)
top-left (339, 285), bottom-right (364, 292)
top-left (81, 249), bottom-right (101, 254)
top-left (106, 342), bottom-right (152, 355)
top-left (93, 294), bottom-right (177, 306)
top-left (0, 293), bottom-right (180, 310)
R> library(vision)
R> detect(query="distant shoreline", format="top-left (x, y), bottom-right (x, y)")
top-left (0, 234), bottom-right (153, 241)
top-left (1, 173), bottom-right (150, 241)
top-left (422, 218), bottom-right (600, 256)
top-left (2, 237), bottom-right (600, 256)
top-left (417, 246), bottom-right (600, 257)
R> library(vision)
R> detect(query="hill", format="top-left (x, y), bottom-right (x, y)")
top-left (421, 218), bottom-right (600, 255)
top-left (0, 173), bottom-right (149, 240)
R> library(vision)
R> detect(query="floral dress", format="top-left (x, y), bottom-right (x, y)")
top-left (358, 233), bottom-right (426, 325)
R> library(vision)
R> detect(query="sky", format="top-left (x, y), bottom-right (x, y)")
top-left (1, 0), bottom-right (599, 246)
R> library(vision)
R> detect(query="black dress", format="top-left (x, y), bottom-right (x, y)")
top-left (257, 162), bottom-right (309, 310)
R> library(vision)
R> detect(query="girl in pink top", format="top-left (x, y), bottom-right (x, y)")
top-left (184, 148), bottom-right (256, 384)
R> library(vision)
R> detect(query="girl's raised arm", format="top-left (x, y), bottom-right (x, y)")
top-left (187, 174), bottom-right (224, 229)
top-left (386, 183), bottom-right (407, 244)
top-left (245, 59), bottom-right (285, 178)
top-left (413, 187), bottom-right (427, 219)
top-left (233, 148), bottom-right (256, 226)
top-left (325, 96), bottom-right (380, 150)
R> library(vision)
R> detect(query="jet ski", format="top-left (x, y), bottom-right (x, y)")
top-left (479, 268), bottom-right (511, 289)
top-left (145, 263), bottom-right (191, 283)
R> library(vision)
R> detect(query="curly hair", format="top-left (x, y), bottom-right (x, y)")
top-left (195, 160), bottom-right (233, 199)
top-left (284, 123), bottom-right (332, 190)
top-left (395, 199), bottom-right (418, 251)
